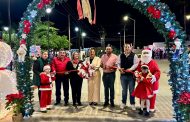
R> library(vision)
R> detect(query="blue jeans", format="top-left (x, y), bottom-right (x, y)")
top-left (102, 72), bottom-right (116, 103)
top-left (120, 74), bottom-right (135, 105)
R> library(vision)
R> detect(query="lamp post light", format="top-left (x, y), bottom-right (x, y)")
top-left (75, 27), bottom-right (79, 32)
top-left (3, 27), bottom-right (9, 31)
top-left (46, 8), bottom-right (52, 58)
top-left (186, 15), bottom-right (190, 20)
top-left (123, 15), bottom-right (136, 48)
top-left (81, 32), bottom-right (86, 49)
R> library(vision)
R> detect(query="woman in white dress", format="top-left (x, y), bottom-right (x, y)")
top-left (86, 48), bottom-right (101, 105)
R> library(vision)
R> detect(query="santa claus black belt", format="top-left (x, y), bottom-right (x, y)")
top-left (40, 82), bottom-right (52, 86)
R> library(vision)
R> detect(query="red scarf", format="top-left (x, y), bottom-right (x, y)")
top-left (73, 59), bottom-right (79, 64)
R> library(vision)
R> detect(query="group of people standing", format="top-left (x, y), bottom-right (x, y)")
top-left (32, 43), bottom-right (160, 117)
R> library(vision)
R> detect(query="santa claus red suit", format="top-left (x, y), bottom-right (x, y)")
top-left (136, 48), bottom-right (161, 112)
top-left (39, 65), bottom-right (56, 112)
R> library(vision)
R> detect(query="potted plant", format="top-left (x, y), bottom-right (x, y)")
top-left (177, 92), bottom-right (190, 121)
top-left (5, 91), bottom-right (24, 122)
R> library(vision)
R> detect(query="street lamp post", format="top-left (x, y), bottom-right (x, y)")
top-left (123, 15), bottom-right (136, 48)
top-left (68, 15), bottom-right (71, 50)
top-left (118, 32), bottom-right (122, 53)
top-left (123, 16), bottom-right (128, 45)
top-left (185, 15), bottom-right (190, 32)
top-left (46, 8), bottom-right (52, 58)
top-left (123, 25), bottom-right (126, 45)
top-left (75, 27), bottom-right (80, 51)
top-left (186, 15), bottom-right (190, 40)
top-left (81, 32), bottom-right (86, 49)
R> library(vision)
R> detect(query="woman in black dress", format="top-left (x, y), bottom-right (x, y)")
top-left (67, 52), bottom-right (83, 106)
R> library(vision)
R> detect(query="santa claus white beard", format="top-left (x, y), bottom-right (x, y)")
top-left (141, 56), bottom-right (152, 64)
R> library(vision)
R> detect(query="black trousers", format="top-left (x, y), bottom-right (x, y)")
top-left (38, 87), bottom-right (41, 101)
top-left (55, 74), bottom-right (69, 103)
top-left (70, 75), bottom-right (83, 104)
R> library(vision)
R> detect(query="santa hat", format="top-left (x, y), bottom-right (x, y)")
top-left (141, 48), bottom-right (152, 58)
top-left (43, 65), bottom-right (51, 71)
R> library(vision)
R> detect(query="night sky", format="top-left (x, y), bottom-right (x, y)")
top-left (0, 0), bottom-right (189, 48)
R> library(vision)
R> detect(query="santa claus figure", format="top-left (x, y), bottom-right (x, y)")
top-left (136, 48), bottom-right (161, 112)
top-left (16, 44), bottom-right (27, 62)
top-left (39, 65), bottom-right (56, 112)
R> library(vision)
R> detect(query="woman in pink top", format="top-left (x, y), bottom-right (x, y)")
top-left (101, 45), bottom-right (118, 107)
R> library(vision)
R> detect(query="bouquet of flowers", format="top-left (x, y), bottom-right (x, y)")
top-left (177, 92), bottom-right (190, 121)
top-left (5, 92), bottom-right (24, 115)
top-left (78, 60), bottom-right (95, 79)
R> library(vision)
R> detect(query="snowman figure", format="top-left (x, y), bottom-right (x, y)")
top-left (0, 41), bottom-right (17, 119)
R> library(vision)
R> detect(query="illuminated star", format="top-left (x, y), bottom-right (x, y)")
top-left (30, 10), bottom-right (37, 18)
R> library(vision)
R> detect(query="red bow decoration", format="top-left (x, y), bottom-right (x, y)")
top-left (177, 92), bottom-right (190, 105)
top-left (147, 5), bottom-right (161, 19)
top-left (23, 20), bottom-right (31, 34)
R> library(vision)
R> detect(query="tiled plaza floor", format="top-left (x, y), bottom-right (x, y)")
top-left (1, 60), bottom-right (176, 122)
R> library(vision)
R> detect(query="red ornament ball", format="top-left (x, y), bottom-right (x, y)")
top-left (37, 2), bottom-right (44, 9)
top-left (168, 30), bottom-right (176, 39)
